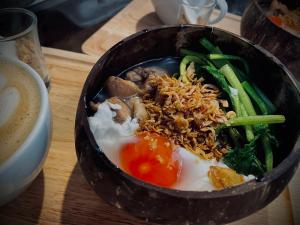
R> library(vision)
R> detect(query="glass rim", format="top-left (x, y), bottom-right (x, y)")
top-left (0, 8), bottom-right (37, 42)
top-left (182, 0), bottom-right (216, 9)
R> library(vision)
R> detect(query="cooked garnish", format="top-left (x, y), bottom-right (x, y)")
top-left (140, 75), bottom-right (230, 160)
top-left (208, 166), bottom-right (245, 189)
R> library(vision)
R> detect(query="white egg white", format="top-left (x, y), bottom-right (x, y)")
top-left (88, 101), bottom-right (138, 166)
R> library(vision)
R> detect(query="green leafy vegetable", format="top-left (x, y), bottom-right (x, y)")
top-left (223, 137), bottom-right (265, 176)
top-left (225, 115), bottom-right (285, 127)
top-left (228, 127), bottom-right (243, 147)
top-left (199, 38), bottom-right (248, 80)
top-left (220, 64), bottom-right (256, 116)
top-left (178, 39), bottom-right (284, 176)
top-left (262, 135), bottom-right (273, 171)
top-left (180, 49), bottom-right (215, 68)
top-left (240, 104), bottom-right (255, 141)
top-left (242, 81), bottom-right (269, 115)
top-left (201, 66), bottom-right (230, 94)
top-left (179, 55), bottom-right (207, 83)
top-left (252, 84), bottom-right (276, 114)
top-left (208, 54), bottom-right (250, 75)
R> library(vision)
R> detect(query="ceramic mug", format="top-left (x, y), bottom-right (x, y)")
top-left (152, 0), bottom-right (228, 25)
top-left (0, 56), bottom-right (52, 206)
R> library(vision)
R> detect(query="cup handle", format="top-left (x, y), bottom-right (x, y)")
top-left (208, 0), bottom-right (228, 25)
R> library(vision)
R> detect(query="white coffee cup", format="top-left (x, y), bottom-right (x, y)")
top-left (152, 0), bottom-right (228, 25)
top-left (0, 56), bottom-right (52, 206)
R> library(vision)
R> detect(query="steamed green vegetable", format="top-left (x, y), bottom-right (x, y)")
top-left (179, 55), bottom-right (207, 83)
top-left (225, 115), bottom-right (285, 126)
top-left (220, 64), bottom-right (256, 116)
top-left (243, 81), bottom-right (269, 115)
top-left (223, 136), bottom-right (265, 176)
top-left (208, 54), bottom-right (250, 75)
top-left (177, 37), bottom-right (285, 176)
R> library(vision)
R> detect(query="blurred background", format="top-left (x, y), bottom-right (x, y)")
top-left (0, 0), bottom-right (250, 52)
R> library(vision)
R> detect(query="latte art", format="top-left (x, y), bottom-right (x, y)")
top-left (0, 59), bottom-right (40, 164)
top-left (0, 87), bottom-right (20, 127)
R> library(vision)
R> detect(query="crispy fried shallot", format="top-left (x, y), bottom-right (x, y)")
top-left (140, 75), bottom-right (230, 160)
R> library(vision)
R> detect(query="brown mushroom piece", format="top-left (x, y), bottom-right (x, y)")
top-left (90, 101), bottom-right (100, 111)
top-left (126, 70), bottom-right (144, 83)
top-left (126, 67), bottom-right (168, 90)
top-left (128, 97), bottom-right (149, 123)
top-left (143, 75), bottom-right (157, 93)
top-left (105, 76), bottom-right (143, 98)
top-left (107, 97), bottom-right (131, 123)
top-left (126, 67), bottom-right (167, 81)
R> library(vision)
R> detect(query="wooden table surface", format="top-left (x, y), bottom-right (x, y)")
top-left (0, 47), bottom-right (297, 225)
top-left (81, 0), bottom-right (241, 56)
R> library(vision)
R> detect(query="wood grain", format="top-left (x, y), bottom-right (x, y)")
top-left (0, 47), bottom-right (296, 225)
top-left (81, 0), bottom-right (241, 56)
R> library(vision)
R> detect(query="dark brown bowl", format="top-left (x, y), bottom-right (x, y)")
top-left (241, 0), bottom-right (300, 81)
top-left (75, 25), bottom-right (300, 225)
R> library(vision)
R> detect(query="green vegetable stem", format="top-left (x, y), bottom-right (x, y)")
top-left (220, 64), bottom-right (256, 116)
top-left (179, 55), bottom-right (207, 83)
top-left (208, 54), bottom-right (250, 75)
top-left (199, 38), bottom-right (248, 80)
top-left (242, 81), bottom-right (269, 115)
top-left (240, 104), bottom-right (255, 141)
top-left (225, 115), bottom-right (285, 127)
top-left (178, 39), bottom-right (284, 175)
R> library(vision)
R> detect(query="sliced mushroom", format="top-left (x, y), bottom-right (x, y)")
top-left (128, 97), bottom-right (149, 123)
top-left (90, 101), bottom-right (100, 111)
top-left (126, 67), bottom-right (168, 90)
top-left (105, 76), bottom-right (142, 98)
top-left (107, 97), bottom-right (131, 123)
top-left (127, 67), bottom-right (166, 81)
top-left (143, 74), bottom-right (160, 93)
top-left (126, 70), bottom-right (144, 83)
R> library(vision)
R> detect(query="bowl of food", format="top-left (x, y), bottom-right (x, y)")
top-left (241, 0), bottom-right (300, 80)
top-left (75, 25), bottom-right (300, 225)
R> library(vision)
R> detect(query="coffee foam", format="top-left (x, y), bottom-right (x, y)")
top-left (0, 59), bottom-right (40, 164)
top-left (0, 87), bottom-right (20, 127)
top-left (0, 73), bottom-right (7, 90)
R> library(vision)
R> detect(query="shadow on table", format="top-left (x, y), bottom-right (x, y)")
top-left (0, 171), bottom-right (45, 225)
top-left (136, 12), bottom-right (162, 32)
top-left (60, 163), bottom-right (154, 225)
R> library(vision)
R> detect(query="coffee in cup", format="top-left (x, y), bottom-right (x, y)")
top-left (0, 57), bottom-right (40, 164)
top-left (0, 56), bottom-right (51, 206)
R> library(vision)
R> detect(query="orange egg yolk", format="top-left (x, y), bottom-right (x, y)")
top-left (120, 132), bottom-right (182, 187)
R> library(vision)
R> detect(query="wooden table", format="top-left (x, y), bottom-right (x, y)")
top-left (0, 47), bottom-right (298, 225)
top-left (81, 0), bottom-right (241, 56)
